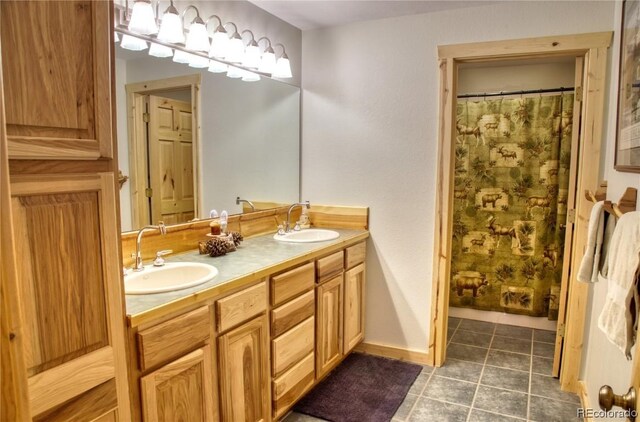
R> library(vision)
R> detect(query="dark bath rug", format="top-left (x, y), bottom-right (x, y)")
top-left (293, 353), bottom-right (423, 422)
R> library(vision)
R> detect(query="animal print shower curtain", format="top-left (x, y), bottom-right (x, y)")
top-left (449, 94), bottom-right (573, 320)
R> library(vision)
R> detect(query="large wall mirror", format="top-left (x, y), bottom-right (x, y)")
top-left (116, 45), bottom-right (301, 232)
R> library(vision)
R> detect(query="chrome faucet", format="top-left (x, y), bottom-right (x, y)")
top-left (285, 201), bottom-right (310, 232)
top-left (133, 222), bottom-right (166, 271)
top-left (236, 196), bottom-right (256, 211)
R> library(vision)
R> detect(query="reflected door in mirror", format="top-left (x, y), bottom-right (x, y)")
top-left (149, 96), bottom-right (195, 225)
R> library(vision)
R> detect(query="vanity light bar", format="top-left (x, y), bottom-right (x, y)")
top-left (116, 1), bottom-right (292, 80)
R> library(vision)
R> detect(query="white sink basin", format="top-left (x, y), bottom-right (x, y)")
top-left (274, 229), bottom-right (340, 243)
top-left (125, 262), bottom-right (218, 295)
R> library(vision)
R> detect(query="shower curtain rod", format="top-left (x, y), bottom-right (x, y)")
top-left (457, 86), bottom-right (575, 99)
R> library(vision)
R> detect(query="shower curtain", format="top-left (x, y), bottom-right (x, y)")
top-left (449, 93), bottom-right (573, 319)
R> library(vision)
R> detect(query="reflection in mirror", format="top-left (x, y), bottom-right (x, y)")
top-left (116, 45), bottom-right (300, 232)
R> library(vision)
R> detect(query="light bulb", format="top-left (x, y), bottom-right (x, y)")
top-left (149, 43), bottom-right (173, 58)
top-left (226, 36), bottom-right (245, 63)
top-left (258, 50), bottom-right (276, 74)
top-left (120, 34), bottom-right (148, 51)
top-left (274, 55), bottom-right (292, 79)
top-left (208, 60), bottom-right (228, 73)
top-left (210, 30), bottom-right (230, 59)
top-left (173, 49), bottom-right (191, 64)
top-left (243, 44), bottom-right (261, 68)
top-left (242, 70), bottom-right (260, 82)
top-left (157, 9), bottom-right (184, 44)
top-left (188, 54), bottom-right (209, 68)
top-left (128, 0), bottom-right (158, 35)
top-left (226, 66), bottom-right (243, 79)
top-left (185, 21), bottom-right (210, 52)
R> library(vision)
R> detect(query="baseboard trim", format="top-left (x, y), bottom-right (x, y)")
top-left (577, 380), bottom-right (592, 422)
top-left (354, 342), bottom-right (433, 366)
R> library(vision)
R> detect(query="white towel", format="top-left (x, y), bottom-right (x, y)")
top-left (577, 201), bottom-right (606, 283)
top-left (597, 211), bottom-right (640, 359)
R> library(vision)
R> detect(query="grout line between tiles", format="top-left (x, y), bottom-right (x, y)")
top-left (466, 321), bottom-right (496, 422)
top-left (403, 365), bottom-right (436, 421)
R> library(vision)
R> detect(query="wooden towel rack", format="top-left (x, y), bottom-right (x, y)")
top-left (584, 181), bottom-right (638, 218)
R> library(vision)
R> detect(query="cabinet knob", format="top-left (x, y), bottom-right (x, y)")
top-left (599, 385), bottom-right (636, 416)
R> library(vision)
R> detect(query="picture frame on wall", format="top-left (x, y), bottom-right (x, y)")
top-left (615, 0), bottom-right (640, 172)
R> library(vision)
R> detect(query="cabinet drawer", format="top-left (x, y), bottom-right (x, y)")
top-left (345, 242), bottom-right (366, 269)
top-left (317, 251), bottom-right (344, 282)
top-left (271, 262), bottom-right (315, 307)
top-left (272, 290), bottom-right (315, 338)
top-left (216, 281), bottom-right (266, 333)
top-left (137, 306), bottom-right (210, 371)
top-left (273, 352), bottom-right (315, 419)
top-left (272, 317), bottom-right (315, 377)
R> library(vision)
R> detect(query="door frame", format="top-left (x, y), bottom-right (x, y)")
top-left (125, 74), bottom-right (202, 229)
top-left (430, 31), bottom-right (612, 393)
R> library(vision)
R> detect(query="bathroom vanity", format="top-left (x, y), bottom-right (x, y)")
top-left (124, 227), bottom-right (368, 421)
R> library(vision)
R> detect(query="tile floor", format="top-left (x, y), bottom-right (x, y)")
top-left (285, 317), bottom-right (582, 422)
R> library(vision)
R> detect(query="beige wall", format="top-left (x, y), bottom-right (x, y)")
top-left (301, 1), bottom-right (617, 355)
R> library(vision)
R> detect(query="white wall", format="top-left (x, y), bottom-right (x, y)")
top-left (117, 54), bottom-right (300, 228)
top-left (580, 0), bottom-right (640, 415)
top-left (301, 1), bottom-right (616, 353)
top-left (458, 60), bottom-right (576, 94)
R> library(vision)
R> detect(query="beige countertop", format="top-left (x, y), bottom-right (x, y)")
top-left (125, 228), bottom-right (369, 327)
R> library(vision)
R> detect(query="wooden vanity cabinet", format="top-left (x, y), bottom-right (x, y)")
top-left (344, 243), bottom-right (367, 354)
top-left (316, 274), bottom-right (345, 378)
top-left (141, 346), bottom-right (215, 422)
top-left (218, 315), bottom-right (270, 422)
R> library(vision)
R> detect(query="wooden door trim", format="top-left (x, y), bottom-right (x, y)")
top-left (125, 74), bottom-right (202, 229)
top-left (431, 32), bottom-right (612, 394)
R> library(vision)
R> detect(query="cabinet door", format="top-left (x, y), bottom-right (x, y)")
top-left (218, 315), bottom-right (270, 422)
top-left (11, 174), bottom-right (129, 418)
top-left (344, 263), bottom-right (366, 353)
top-left (316, 274), bottom-right (344, 378)
top-left (1, 1), bottom-right (113, 160)
top-left (141, 346), bottom-right (214, 422)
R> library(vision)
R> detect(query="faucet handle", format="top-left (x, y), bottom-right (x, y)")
top-left (153, 249), bottom-right (173, 267)
top-left (277, 224), bottom-right (286, 236)
top-left (293, 222), bottom-right (301, 231)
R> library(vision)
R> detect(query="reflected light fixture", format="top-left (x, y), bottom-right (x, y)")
top-left (183, 6), bottom-right (210, 53)
top-left (207, 15), bottom-right (229, 59)
top-left (188, 53), bottom-right (209, 68)
top-left (242, 70), bottom-right (260, 82)
top-left (121, 34), bottom-right (148, 51)
top-left (173, 47), bottom-right (191, 63)
top-left (208, 60), bottom-right (228, 73)
top-left (149, 42), bottom-right (173, 57)
top-left (257, 37), bottom-right (276, 74)
top-left (224, 22), bottom-right (245, 63)
top-left (226, 65), bottom-right (243, 79)
top-left (156, 0), bottom-right (184, 44)
top-left (241, 30), bottom-right (260, 69)
top-left (273, 43), bottom-right (292, 79)
top-left (128, 0), bottom-right (158, 35)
